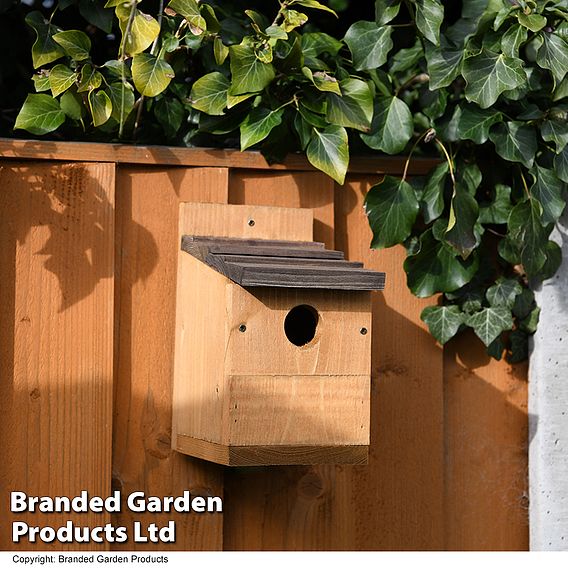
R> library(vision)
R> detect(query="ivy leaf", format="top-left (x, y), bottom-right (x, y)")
top-left (425, 39), bottom-right (464, 90)
top-left (168, 0), bottom-right (206, 35)
top-left (513, 288), bottom-right (535, 319)
top-left (116, 6), bottom-right (161, 56)
top-left (302, 67), bottom-right (341, 95)
top-left (404, 229), bottom-right (479, 298)
top-left (517, 13), bottom-right (546, 33)
top-left (132, 54), bottom-right (175, 97)
top-left (457, 104), bottom-right (502, 144)
top-left (32, 72), bottom-right (51, 92)
top-left (88, 89), bottom-right (112, 127)
top-left (306, 125), bottom-right (349, 184)
top-left (415, 0), bottom-right (444, 45)
top-left (155, 97), bottom-right (184, 139)
top-left (292, 0), bottom-right (338, 16)
top-left (240, 107), bottom-right (284, 151)
top-left (537, 32), bottom-right (568, 82)
top-left (106, 82), bottom-right (135, 127)
top-left (486, 278), bottom-right (522, 309)
top-left (365, 176), bottom-right (419, 249)
top-left (489, 122), bottom-right (537, 168)
top-left (360, 96), bottom-right (412, 154)
top-left (48, 64), bottom-right (76, 98)
top-left (326, 78), bottom-right (373, 132)
top-left (302, 32), bottom-right (343, 60)
top-left (344, 21), bottom-right (393, 71)
top-left (52, 30), bottom-right (91, 61)
top-left (530, 165), bottom-right (566, 225)
top-left (520, 306), bottom-right (541, 334)
top-left (540, 241), bottom-right (563, 281)
top-left (282, 9), bottom-right (308, 32)
top-left (508, 199), bottom-right (550, 277)
top-left (446, 184), bottom-right (480, 259)
top-left (77, 64), bottom-right (102, 93)
top-left (479, 184), bottom-right (512, 224)
top-left (541, 119), bottom-right (568, 153)
top-left (421, 305), bottom-right (464, 344)
top-left (467, 307), bottom-right (514, 346)
top-left (375, 0), bottom-right (401, 25)
top-left (458, 164), bottom-right (482, 196)
top-left (508, 329), bottom-right (528, 363)
top-left (25, 11), bottom-right (64, 69)
top-left (501, 24), bottom-right (528, 58)
top-left (392, 40), bottom-right (424, 74)
top-left (487, 336), bottom-right (505, 360)
top-left (555, 146), bottom-right (568, 183)
top-left (189, 72), bottom-right (229, 115)
top-left (229, 43), bottom-right (275, 95)
top-left (214, 37), bottom-right (229, 65)
top-left (14, 93), bottom-right (65, 135)
top-left (293, 113), bottom-right (313, 150)
top-left (463, 50), bottom-right (526, 109)
top-left (421, 162), bottom-right (448, 223)
top-left (60, 90), bottom-right (84, 120)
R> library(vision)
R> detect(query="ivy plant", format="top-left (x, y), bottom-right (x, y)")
top-left (13, 0), bottom-right (568, 362)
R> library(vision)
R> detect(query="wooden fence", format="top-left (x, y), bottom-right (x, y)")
top-left (0, 138), bottom-right (528, 550)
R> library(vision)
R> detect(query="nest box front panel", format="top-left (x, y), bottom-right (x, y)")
top-left (225, 285), bottom-right (372, 377)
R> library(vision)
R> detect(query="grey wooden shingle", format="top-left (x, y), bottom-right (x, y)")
top-left (181, 236), bottom-right (386, 291)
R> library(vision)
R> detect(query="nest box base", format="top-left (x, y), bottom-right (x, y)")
top-left (175, 435), bottom-right (369, 466)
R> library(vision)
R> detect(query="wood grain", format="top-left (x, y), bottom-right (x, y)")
top-left (181, 236), bottom-right (385, 290)
top-left (0, 162), bottom-right (114, 550)
top-left (227, 286), bottom-right (372, 378)
top-left (112, 166), bottom-right (227, 551)
top-left (333, 174), bottom-right (445, 550)
top-left (229, 170), bottom-right (337, 247)
top-left (180, 203), bottom-right (313, 241)
top-left (0, 137), bottom-right (438, 175)
top-left (176, 437), bottom-right (368, 466)
top-left (444, 332), bottom-right (529, 550)
top-left (227, 375), bottom-right (370, 446)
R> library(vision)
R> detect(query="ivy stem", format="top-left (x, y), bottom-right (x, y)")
top-left (401, 128), bottom-right (434, 182)
top-left (519, 168), bottom-right (531, 199)
top-left (434, 138), bottom-right (456, 188)
top-left (272, 0), bottom-right (290, 27)
top-left (118, 2), bottom-right (138, 139)
top-left (396, 73), bottom-right (429, 96)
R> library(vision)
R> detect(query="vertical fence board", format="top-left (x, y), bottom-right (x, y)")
top-left (444, 333), bottom-right (529, 550)
top-left (228, 170), bottom-right (335, 248)
top-left (223, 169), bottom-right (345, 550)
top-left (0, 162), bottom-right (115, 550)
top-left (333, 174), bottom-right (445, 550)
top-left (112, 166), bottom-right (227, 550)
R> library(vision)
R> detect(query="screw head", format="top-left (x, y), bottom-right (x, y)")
top-left (248, 219), bottom-right (255, 227)
top-left (360, 327), bottom-right (368, 335)
top-left (239, 324), bottom-right (247, 333)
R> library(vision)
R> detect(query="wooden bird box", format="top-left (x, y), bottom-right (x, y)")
top-left (172, 203), bottom-right (385, 466)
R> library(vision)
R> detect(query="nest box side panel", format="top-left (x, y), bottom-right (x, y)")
top-left (172, 254), bottom-right (230, 446)
top-left (225, 286), bottom-right (372, 377)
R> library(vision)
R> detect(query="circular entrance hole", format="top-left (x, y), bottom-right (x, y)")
top-left (284, 305), bottom-right (319, 346)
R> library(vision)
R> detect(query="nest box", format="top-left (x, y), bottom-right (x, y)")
top-left (172, 203), bottom-right (385, 466)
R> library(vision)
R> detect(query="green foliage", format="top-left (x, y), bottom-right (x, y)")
top-left (13, 0), bottom-right (568, 362)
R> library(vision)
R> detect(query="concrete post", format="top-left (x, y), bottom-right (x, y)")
top-left (529, 211), bottom-right (568, 550)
